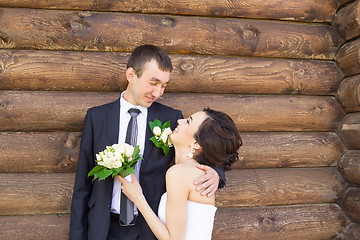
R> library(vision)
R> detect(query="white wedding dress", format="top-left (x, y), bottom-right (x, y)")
top-left (158, 192), bottom-right (217, 240)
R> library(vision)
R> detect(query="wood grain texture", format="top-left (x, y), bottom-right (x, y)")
top-left (0, 91), bottom-right (345, 132)
top-left (0, 132), bottom-right (345, 173)
top-left (335, 39), bottom-right (360, 77)
top-left (337, 75), bottom-right (360, 112)
top-left (339, 187), bottom-right (360, 223)
top-left (216, 168), bottom-right (347, 208)
top-left (0, 0), bottom-right (339, 22)
top-left (341, 223), bottom-right (360, 240)
top-left (0, 49), bottom-right (343, 95)
top-left (0, 168), bottom-right (347, 215)
top-left (213, 204), bottom-right (348, 240)
top-left (0, 132), bottom-right (80, 173)
top-left (338, 150), bottom-right (360, 186)
top-left (0, 204), bottom-right (349, 240)
top-left (0, 214), bottom-right (70, 240)
top-left (333, 0), bottom-right (360, 41)
top-left (0, 8), bottom-right (343, 59)
top-left (0, 173), bottom-right (74, 215)
top-left (235, 132), bottom-right (345, 169)
top-left (337, 112), bottom-right (360, 149)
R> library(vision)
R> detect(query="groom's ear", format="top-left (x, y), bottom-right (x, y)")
top-left (126, 67), bottom-right (136, 83)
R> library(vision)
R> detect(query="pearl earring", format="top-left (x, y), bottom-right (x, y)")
top-left (187, 145), bottom-right (195, 158)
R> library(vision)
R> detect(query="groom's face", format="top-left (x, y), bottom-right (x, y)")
top-left (125, 59), bottom-right (170, 108)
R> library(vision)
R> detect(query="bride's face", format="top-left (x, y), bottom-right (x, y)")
top-left (171, 111), bottom-right (208, 147)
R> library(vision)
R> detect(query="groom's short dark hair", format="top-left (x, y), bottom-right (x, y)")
top-left (127, 45), bottom-right (172, 77)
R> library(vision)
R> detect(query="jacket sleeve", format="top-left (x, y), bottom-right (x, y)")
top-left (215, 167), bottom-right (226, 189)
top-left (69, 110), bottom-right (95, 240)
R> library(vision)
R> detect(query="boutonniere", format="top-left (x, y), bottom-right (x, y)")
top-left (149, 119), bottom-right (173, 156)
top-left (88, 143), bottom-right (142, 182)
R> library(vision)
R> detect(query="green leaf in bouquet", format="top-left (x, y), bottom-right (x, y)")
top-left (153, 119), bottom-right (162, 127)
top-left (161, 145), bottom-right (169, 156)
top-left (133, 145), bottom-right (140, 158)
top-left (98, 168), bottom-right (113, 181)
top-left (149, 121), bottom-right (156, 130)
top-left (150, 136), bottom-right (161, 148)
top-left (162, 120), bottom-right (171, 129)
top-left (126, 167), bottom-right (135, 175)
top-left (88, 165), bottom-right (103, 177)
top-left (119, 169), bottom-right (130, 178)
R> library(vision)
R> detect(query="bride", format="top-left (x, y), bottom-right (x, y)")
top-left (117, 108), bottom-right (242, 240)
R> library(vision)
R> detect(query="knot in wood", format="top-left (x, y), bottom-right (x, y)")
top-left (161, 17), bottom-right (177, 28)
top-left (242, 24), bottom-right (259, 40)
top-left (261, 217), bottom-right (274, 227)
top-left (180, 60), bottom-right (195, 73)
top-left (70, 21), bottom-right (86, 32)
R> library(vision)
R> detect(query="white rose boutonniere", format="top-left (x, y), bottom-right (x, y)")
top-left (149, 119), bottom-right (173, 156)
top-left (88, 143), bottom-right (142, 182)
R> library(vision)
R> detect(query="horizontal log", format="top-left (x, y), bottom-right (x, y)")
top-left (335, 39), bottom-right (360, 77)
top-left (0, 204), bottom-right (348, 240)
top-left (0, 132), bottom-right (345, 173)
top-left (215, 168), bottom-right (347, 208)
top-left (0, 91), bottom-right (345, 132)
top-left (0, 214), bottom-right (70, 240)
top-left (337, 75), bottom-right (360, 112)
top-left (0, 168), bottom-right (347, 215)
top-left (0, 132), bottom-right (80, 173)
top-left (342, 223), bottom-right (360, 240)
top-left (0, 173), bottom-right (74, 215)
top-left (339, 187), bottom-right (360, 223)
top-left (234, 132), bottom-right (344, 168)
top-left (0, 0), bottom-right (339, 22)
top-left (333, 0), bottom-right (360, 41)
top-left (338, 150), bottom-right (360, 186)
top-left (0, 8), bottom-right (343, 60)
top-left (213, 204), bottom-right (348, 240)
top-left (0, 49), bottom-right (343, 95)
top-left (337, 112), bottom-right (360, 149)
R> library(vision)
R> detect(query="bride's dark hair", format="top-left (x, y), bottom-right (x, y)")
top-left (193, 108), bottom-right (242, 171)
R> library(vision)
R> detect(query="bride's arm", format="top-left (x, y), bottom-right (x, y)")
top-left (117, 167), bottom-right (188, 240)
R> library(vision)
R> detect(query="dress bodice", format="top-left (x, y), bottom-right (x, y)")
top-left (157, 192), bottom-right (217, 240)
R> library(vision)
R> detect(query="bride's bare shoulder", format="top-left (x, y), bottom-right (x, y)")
top-left (166, 164), bottom-right (203, 183)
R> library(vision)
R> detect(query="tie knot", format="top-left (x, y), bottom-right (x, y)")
top-left (128, 108), bottom-right (141, 118)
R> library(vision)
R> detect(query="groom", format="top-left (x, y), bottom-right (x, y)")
top-left (69, 45), bottom-right (225, 240)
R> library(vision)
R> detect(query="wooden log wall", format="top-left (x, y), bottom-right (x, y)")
top-left (0, 0), bottom-right (356, 239)
top-left (333, 1), bottom-right (360, 239)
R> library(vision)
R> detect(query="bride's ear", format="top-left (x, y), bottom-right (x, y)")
top-left (192, 141), bottom-right (201, 151)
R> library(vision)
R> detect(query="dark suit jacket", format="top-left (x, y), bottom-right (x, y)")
top-left (69, 98), bottom-right (225, 240)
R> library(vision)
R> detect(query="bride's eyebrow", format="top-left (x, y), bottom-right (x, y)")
top-left (189, 116), bottom-right (193, 123)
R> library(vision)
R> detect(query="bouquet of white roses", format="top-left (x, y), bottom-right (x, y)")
top-left (88, 143), bottom-right (141, 182)
top-left (149, 119), bottom-right (173, 156)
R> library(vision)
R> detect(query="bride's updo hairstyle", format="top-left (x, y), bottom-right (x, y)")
top-left (194, 108), bottom-right (242, 171)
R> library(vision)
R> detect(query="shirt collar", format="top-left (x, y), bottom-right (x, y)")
top-left (120, 91), bottom-right (147, 115)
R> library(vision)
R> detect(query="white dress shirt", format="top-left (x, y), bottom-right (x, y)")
top-left (111, 91), bottom-right (148, 215)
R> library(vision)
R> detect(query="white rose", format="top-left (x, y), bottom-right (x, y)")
top-left (102, 155), bottom-right (113, 169)
top-left (160, 128), bottom-right (172, 143)
top-left (113, 143), bottom-right (126, 154)
top-left (114, 151), bottom-right (123, 160)
top-left (109, 155), bottom-right (117, 164)
top-left (124, 144), bottom-right (134, 158)
top-left (113, 160), bottom-right (122, 168)
top-left (153, 126), bottom-right (162, 136)
top-left (96, 154), bottom-right (102, 161)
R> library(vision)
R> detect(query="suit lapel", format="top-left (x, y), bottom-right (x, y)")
top-left (107, 98), bottom-right (120, 145)
top-left (140, 104), bottom-right (157, 172)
